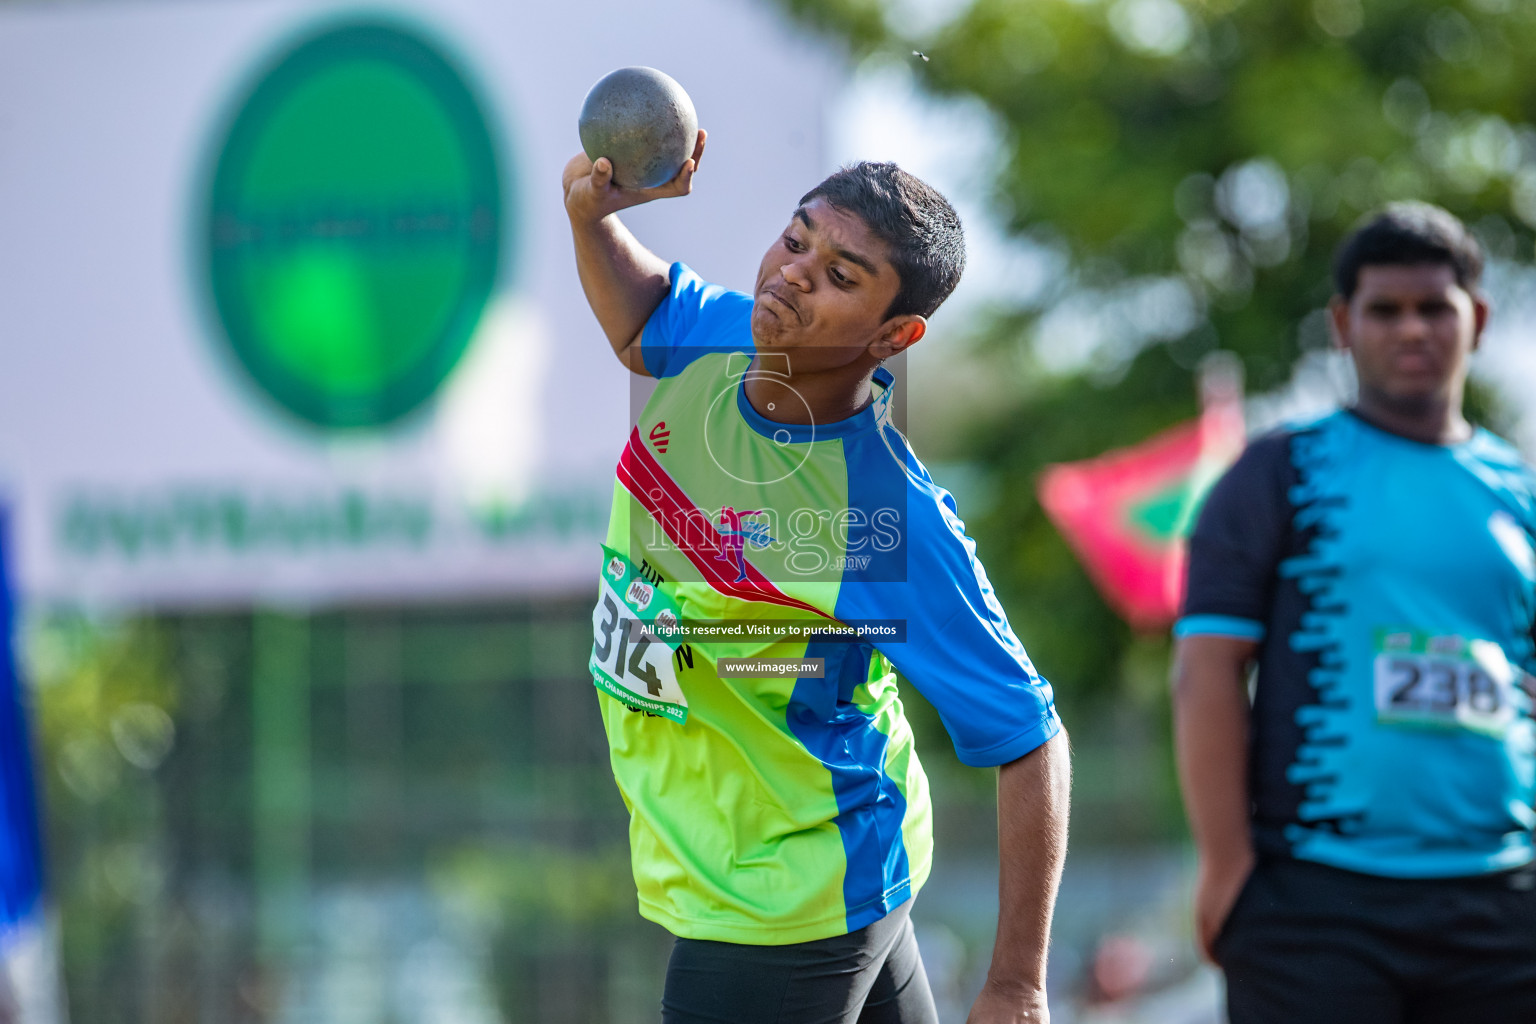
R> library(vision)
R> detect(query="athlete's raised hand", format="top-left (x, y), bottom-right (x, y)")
top-left (563, 129), bottom-right (705, 371)
top-left (563, 129), bottom-right (707, 224)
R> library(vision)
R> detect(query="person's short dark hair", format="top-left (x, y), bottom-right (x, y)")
top-left (1332, 202), bottom-right (1484, 299)
top-left (799, 162), bottom-right (965, 320)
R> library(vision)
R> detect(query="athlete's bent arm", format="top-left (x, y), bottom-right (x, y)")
top-left (1172, 634), bottom-right (1258, 962)
top-left (561, 132), bottom-right (706, 374)
top-left (969, 729), bottom-right (1070, 1024)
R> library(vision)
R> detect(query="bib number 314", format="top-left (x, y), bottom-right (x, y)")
top-left (589, 547), bottom-right (689, 723)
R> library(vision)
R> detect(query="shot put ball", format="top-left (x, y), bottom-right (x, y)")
top-left (579, 67), bottom-right (698, 190)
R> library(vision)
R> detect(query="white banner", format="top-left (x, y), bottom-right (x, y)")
top-left (0, 0), bottom-right (837, 608)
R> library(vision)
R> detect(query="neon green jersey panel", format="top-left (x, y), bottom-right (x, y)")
top-left (589, 264), bottom-right (1061, 944)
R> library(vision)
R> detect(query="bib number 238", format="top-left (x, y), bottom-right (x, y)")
top-left (589, 547), bottom-right (689, 724)
top-left (1373, 632), bottom-right (1520, 738)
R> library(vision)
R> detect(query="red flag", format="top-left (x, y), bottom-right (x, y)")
top-left (1037, 370), bottom-right (1244, 631)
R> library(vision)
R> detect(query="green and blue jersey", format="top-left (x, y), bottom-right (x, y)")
top-left (1179, 410), bottom-right (1536, 878)
top-left (592, 264), bottom-right (1060, 944)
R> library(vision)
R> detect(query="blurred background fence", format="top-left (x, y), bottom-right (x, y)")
top-left (26, 609), bottom-right (1201, 1024)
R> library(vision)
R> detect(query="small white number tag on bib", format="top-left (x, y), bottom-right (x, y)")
top-left (589, 546), bottom-right (689, 724)
top-left (1373, 630), bottom-right (1517, 738)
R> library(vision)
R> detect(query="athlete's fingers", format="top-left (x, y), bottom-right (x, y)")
top-left (673, 158), bottom-right (697, 196)
top-left (1193, 886), bottom-right (1214, 961)
top-left (653, 129), bottom-right (706, 198)
top-left (650, 162), bottom-right (692, 199)
top-left (575, 132), bottom-right (704, 209)
top-left (591, 156), bottom-right (615, 189)
top-left (678, 130), bottom-right (706, 194)
top-left (1193, 857), bottom-right (1249, 965)
top-left (561, 150), bottom-right (595, 196)
top-left (1197, 908), bottom-right (1219, 963)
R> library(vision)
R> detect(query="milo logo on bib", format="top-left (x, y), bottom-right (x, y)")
top-left (590, 546), bottom-right (690, 723)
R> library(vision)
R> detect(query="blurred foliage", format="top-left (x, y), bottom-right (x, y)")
top-left (430, 842), bottom-right (635, 933)
top-left (24, 617), bottom-right (178, 995)
top-left (17, 605), bottom-right (673, 1021)
top-left (772, 0), bottom-right (1536, 716)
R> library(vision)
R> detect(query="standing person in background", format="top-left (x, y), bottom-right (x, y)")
top-left (1172, 202), bottom-right (1536, 1023)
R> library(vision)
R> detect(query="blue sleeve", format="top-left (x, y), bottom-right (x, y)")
top-left (1514, 463), bottom-right (1536, 676)
top-left (640, 262), bottom-right (755, 379)
top-left (1175, 430), bottom-right (1294, 642)
top-left (835, 448), bottom-right (1060, 768)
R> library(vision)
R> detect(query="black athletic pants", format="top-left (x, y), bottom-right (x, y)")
top-left (1217, 855), bottom-right (1536, 1024)
top-left (661, 900), bottom-right (939, 1024)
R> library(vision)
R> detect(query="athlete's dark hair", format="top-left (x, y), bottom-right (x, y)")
top-left (798, 162), bottom-right (965, 320)
top-left (1332, 202), bottom-right (1483, 299)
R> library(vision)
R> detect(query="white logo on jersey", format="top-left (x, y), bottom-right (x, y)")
top-left (1489, 511), bottom-right (1535, 581)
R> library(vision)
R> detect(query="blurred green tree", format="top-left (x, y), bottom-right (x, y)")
top-left (25, 617), bottom-right (180, 1005)
top-left (775, 0), bottom-right (1536, 717)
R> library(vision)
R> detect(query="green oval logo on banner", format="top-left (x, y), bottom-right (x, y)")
top-left (206, 21), bottom-right (503, 430)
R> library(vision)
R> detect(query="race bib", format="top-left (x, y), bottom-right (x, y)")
top-left (589, 547), bottom-right (690, 723)
top-left (1373, 630), bottom-right (1519, 738)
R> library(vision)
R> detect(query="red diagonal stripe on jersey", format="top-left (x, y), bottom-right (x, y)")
top-left (616, 427), bottom-right (830, 618)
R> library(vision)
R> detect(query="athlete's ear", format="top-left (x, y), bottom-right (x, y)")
top-left (1327, 295), bottom-right (1352, 352)
top-left (869, 315), bottom-right (926, 359)
top-left (1470, 291), bottom-right (1490, 352)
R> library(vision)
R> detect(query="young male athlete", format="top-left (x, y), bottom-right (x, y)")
top-left (1173, 202), bottom-right (1536, 1023)
top-left (564, 133), bottom-right (1068, 1024)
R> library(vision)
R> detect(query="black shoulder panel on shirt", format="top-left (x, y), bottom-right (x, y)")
top-left (1242, 420), bottom-right (1362, 850)
top-left (1182, 428), bottom-right (1296, 623)
top-left (1181, 421), bottom-right (1359, 853)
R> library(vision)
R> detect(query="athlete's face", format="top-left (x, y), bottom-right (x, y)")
top-left (750, 199), bottom-right (924, 373)
top-left (1330, 263), bottom-right (1487, 415)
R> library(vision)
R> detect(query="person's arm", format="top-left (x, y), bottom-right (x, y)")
top-left (967, 729), bottom-right (1071, 1024)
top-left (1172, 633), bottom-right (1258, 962)
top-left (560, 131), bottom-right (706, 374)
